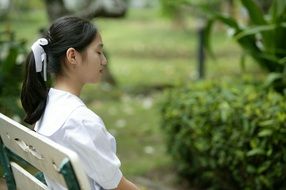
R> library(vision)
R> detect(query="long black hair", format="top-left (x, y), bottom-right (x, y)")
top-left (21, 16), bottom-right (97, 124)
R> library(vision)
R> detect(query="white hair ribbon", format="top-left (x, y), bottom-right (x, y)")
top-left (31, 38), bottom-right (48, 81)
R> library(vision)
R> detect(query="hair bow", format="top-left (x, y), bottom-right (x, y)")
top-left (31, 38), bottom-right (48, 81)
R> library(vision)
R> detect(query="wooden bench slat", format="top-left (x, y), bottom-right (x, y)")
top-left (0, 113), bottom-right (91, 190)
top-left (11, 162), bottom-right (48, 190)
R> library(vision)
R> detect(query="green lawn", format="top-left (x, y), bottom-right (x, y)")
top-left (0, 5), bottom-right (264, 189)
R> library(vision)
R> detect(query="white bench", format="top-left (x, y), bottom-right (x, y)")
top-left (0, 113), bottom-right (90, 190)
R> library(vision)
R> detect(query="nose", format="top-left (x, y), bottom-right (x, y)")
top-left (102, 54), bottom-right (107, 66)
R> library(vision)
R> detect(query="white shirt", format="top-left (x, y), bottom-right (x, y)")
top-left (35, 88), bottom-right (122, 190)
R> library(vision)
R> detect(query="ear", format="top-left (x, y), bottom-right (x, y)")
top-left (66, 48), bottom-right (78, 65)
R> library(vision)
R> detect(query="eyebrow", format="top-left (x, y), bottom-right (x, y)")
top-left (98, 43), bottom-right (104, 48)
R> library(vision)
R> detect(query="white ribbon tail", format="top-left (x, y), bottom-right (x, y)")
top-left (42, 54), bottom-right (47, 81)
top-left (31, 38), bottom-right (48, 81)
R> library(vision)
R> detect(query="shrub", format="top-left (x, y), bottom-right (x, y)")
top-left (161, 80), bottom-right (286, 189)
top-left (0, 31), bottom-right (26, 118)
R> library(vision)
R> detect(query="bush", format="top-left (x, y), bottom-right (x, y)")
top-left (161, 80), bottom-right (286, 190)
top-left (0, 31), bottom-right (26, 118)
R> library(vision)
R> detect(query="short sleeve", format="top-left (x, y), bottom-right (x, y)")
top-left (62, 107), bottom-right (122, 189)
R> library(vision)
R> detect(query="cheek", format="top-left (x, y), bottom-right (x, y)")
top-left (89, 52), bottom-right (100, 65)
top-left (89, 58), bottom-right (100, 71)
top-left (86, 55), bottom-right (102, 80)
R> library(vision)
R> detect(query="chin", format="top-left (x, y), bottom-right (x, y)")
top-left (90, 78), bottom-right (100, 84)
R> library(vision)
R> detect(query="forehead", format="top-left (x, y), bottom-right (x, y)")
top-left (91, 33), bottom-right (103, 47)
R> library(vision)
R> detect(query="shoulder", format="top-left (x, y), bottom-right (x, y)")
top-left (70, 106), bottom-right (103, 124)
top-left (64, 106), bottom-right (105, 131)
top-left (35, 91), bottom-right (85, 136)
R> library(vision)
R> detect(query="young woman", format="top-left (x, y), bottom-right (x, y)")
top-left (21, 16), bottom-right (139, 190)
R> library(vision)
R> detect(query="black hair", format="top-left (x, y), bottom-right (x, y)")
top-left (21, 16), bottom-right (97, 124)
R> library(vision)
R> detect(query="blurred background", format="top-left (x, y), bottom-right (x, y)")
top-left (1, 0), bottom-right (286, 189)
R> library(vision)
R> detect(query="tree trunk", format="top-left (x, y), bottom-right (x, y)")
top-left (76, 0), bottom-right (127, 19)
top-left (43, 0), bottom-right (70, 22)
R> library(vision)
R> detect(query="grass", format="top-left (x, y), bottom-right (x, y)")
top-left (81, 7), bottom-right (264, 184)
top-left (87, 92), bottom-right (170, 176)
top-left (0, 10), bottom-right (48, 42)
top-left (0, 4), bottom-right (265, 188)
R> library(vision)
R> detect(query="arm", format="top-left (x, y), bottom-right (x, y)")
top-left (115, 176), bottom-right (140, 190)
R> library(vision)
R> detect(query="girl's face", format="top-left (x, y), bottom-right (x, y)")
top-left (77, 32), bottom-right (107, 84)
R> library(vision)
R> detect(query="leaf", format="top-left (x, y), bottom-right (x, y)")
top-left (258, 120), bottom-right (275, 127)
top-left (246, 165), bottom-right (256, 173)
top-left (204, 19), bottom-right (216, 59)
top-left (203, 13), bottom-right (240, 60)
top-left (234, 25), bottom-right (276, 41)
top-left (240, 0), bottom-right (273, 50)
top-left (250, 138), bottom-right (258, 149)
top-left (270, 0), bottom-right (286, 23)
top-left (259, 175), bottom-right (271, 188)
top-left (258, 161), bottom-right (271, 174)
top-left (278, 56), bottom-right (286, 64)
top-left (255, 52), bottom-right (281, 63)
top-left (240, 0), bottom-right (267, 25)
top-left (264, 73), bottom-right (283, 88)
top-left (240, 53), bottom-right (247, 71)
top-left (214, 13), bottom-right (240, 30)
top-left (258, 129), bottom-right (273, 137)
top-left (247, 148), bottom-right (265, 157)
top-left (266, 148), bottom-right (273, 156)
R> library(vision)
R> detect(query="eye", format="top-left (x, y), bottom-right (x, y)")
top-left (97, 51), bottom-right (102, 55)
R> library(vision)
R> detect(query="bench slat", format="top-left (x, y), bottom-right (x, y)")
top-left (11, 162), bottom-right (48, 190)
top-left (0, 113), bottom-right (90, 190)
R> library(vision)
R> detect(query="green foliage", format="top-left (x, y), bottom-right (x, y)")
top-left (160, 0), bottom-right (286, 92)
top-left (0, 0), bottom-right (11, 20)
top-left (159, 0), bottom-right (187, 17)
top-left (161, 80), bottom-right (286, 189)
top-left (0, 31), bottom-right (26, 118)
top-left (204, 0), bottom-right (286, 92)
top-left (159, 0), bottom-right (221, 18)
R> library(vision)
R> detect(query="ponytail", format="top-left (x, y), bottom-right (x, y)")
top-left (21, 52), bottom-right (48, 124)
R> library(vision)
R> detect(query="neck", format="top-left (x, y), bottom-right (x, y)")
top-left (54, 75), bottom-right (83, 97)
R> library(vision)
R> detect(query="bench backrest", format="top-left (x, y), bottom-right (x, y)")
top-left (0, 113), bottom-right (90, 190)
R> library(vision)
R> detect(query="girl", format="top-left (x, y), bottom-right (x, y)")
top-left (21, 16), bottom-right (139, 190)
